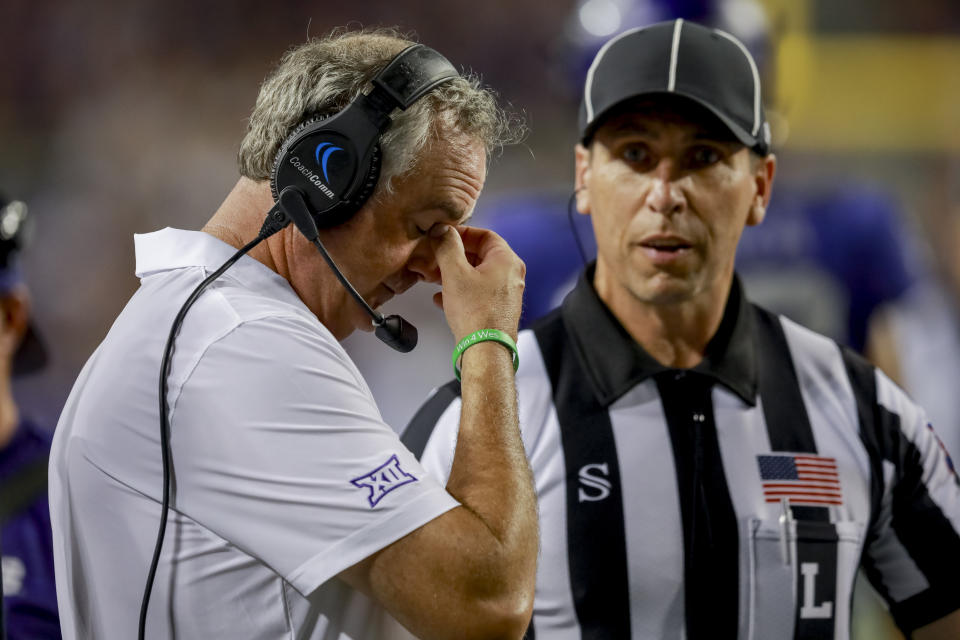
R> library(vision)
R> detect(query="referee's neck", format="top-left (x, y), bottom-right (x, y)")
top-left (593, 265), bottom-right (733, 369)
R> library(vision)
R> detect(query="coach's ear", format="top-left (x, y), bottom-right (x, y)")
top-left (574, 144), bottom-right (592, 215)
top-left (747, 153), bottom-right (777, 227)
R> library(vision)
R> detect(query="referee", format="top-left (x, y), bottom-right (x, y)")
top-left (404, 20), bottom-right (960, 640)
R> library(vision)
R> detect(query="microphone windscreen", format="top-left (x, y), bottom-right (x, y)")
top-left (375, 314), bottom-right (418, 353)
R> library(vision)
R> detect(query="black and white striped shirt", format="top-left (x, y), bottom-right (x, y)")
top-left (403, 268), bottom-right (960, 640)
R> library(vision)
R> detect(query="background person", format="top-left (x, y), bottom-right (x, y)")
top-left (0, 193), bottom-right (60, 639)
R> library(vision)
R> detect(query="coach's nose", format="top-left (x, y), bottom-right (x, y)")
top-left (406, 237), bottom-right (441, 284)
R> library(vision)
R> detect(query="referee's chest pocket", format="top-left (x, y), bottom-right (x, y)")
top-left (746, 517), bottom-right (865, 640)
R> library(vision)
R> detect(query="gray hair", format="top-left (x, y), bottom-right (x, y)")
top-left (238, 28), bottom-right (524, 197)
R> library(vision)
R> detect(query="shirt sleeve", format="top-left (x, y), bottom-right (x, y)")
top-left (854, 360), bottom-right (960, 632)
top-left (170, 315), bottom-right (460, 597)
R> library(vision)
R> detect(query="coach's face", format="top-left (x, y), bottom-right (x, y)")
top-left (290, 129), bottom-right (486, 339)
top-left (575, 98), bottom-right (775, 308)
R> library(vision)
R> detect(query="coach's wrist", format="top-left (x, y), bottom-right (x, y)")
top-left (450, 318), bottom-right (519, 344)
top-left (459, 342), bottom-right (514, 380)
top-left (454, 329), bottom-right (519, 381)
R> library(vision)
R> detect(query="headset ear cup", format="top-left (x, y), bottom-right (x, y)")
top-left (270, 113), bottom-right (381, 230)
top-left (270, 44), bottom-right (457, 234)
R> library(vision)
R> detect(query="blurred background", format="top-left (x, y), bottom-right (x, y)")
top-left (1, 0), bottom-right (957, 636)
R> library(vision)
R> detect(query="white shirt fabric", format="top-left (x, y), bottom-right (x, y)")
top-left (49, 228), bottom-right (459, 639)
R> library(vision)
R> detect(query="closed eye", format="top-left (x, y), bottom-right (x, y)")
top-left (409, 222), bottom-right (432, 239)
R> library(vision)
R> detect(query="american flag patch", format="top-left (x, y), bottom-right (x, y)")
top-left (757, 454), bottom-right (843, 506)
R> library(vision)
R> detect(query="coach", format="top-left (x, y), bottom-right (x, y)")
top-left (405, 19), bottom-right (960, 639)
top-left (49, 29), bottom-right (536, 639)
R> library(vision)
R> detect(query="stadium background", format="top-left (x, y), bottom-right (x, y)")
top-left (1, 1), bottom-right (957, 637)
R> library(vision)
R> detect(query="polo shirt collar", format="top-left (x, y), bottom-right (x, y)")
top-left (561, 264), bottom-right (758, 407)
top-left (133, 227), bottom-right (303, 308)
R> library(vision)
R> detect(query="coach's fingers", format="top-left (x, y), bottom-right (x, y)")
top-left (430, 224), bottom-right (467, 274)
top-left (457, 226), bottom-right (517, 272)
top-left (432, 291), bottom-right (443, 309)
top-left (458, 226), bottom-right (503, 263)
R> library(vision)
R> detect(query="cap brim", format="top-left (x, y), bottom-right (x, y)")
top-left (673, 91), bottom-right (765, 153)
top-left (581, 90), bottom-right (767, 154)
top-left (14, 322), bottom-right (49, 376)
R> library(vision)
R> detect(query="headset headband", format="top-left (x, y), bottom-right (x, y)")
top-left (371, 44), bottom-right (461, 110)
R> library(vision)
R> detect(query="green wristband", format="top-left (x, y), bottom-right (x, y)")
top-left (452, 329), bottom-right (519, 381)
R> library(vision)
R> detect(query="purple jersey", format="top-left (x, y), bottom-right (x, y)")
top-left (736, 183), bottom-right (918, 352)
top-left (1, 419), bottom-right (61, 639)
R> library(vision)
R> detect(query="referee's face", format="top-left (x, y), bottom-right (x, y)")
top-left (574, 101), bottom-right (775, 309)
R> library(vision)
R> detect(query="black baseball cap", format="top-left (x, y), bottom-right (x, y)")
top-left (0, 194), bottom-right (48, 376)
top-left (579, 19), bottom-right (771, 155)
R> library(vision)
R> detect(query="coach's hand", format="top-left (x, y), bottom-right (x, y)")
top-left (430, 224), bottom-right (525, 342)
top-left (340, 222), bottom-right (537, 640)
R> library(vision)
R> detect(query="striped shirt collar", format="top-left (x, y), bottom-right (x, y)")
top-left (560, 264), bottom-right (758, 407)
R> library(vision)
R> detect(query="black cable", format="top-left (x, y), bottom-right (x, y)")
top-left (138, 209), bottom-right (287, 640)
top-left (308, 236), bottom-right (383, 324)
top-left (273, 186), bottom-right (383, 327)
top-left (274, 185), bottom-right (416, 352)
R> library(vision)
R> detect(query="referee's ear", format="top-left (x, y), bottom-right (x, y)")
top-left (747, 152), bottom-right (777, 227)
top-left (574, 143), bottom-right (592, 215)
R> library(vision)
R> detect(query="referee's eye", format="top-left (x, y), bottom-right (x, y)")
top-left (686, 145), bottom-right (722, 170)
top-left (621, 143), bottom-right (652, 168)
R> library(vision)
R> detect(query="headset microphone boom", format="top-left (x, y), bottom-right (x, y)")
top-left (276, 185), bottom-right (418, 352)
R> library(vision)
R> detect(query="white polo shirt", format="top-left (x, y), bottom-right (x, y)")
top-left (49, 228), bottom-right (459, 639)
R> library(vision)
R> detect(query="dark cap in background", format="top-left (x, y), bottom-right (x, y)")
top-left (579, 18), bottom-right (771, 154)
top-left (0, 194), bottom-right (48, 376)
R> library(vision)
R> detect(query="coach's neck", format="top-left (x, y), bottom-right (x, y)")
top-left (202, 177), bottom-right (297, 281)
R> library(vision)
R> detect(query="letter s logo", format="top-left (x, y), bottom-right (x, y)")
top-left (578, 462), bottom-right (612, 502)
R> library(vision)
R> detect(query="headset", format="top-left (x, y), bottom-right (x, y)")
top-left (138, 43), bottom-right (460, 639)
top-left (271, 43), bottom-right (458, 231)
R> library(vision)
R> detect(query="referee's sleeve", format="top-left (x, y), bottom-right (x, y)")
top-left (401, 380), bottom-right (463, 484)
top-left (847, 349), bottom-right (960, 632)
